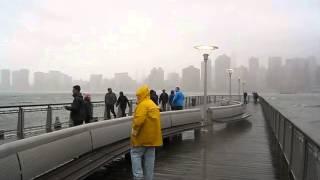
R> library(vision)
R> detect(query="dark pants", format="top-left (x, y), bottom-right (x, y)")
top-left (243, 96), bottom-right (247, 104)
top-left (73, 119), bottom-right (83, 126)
top-left (175, 106), bottom-right (183, 110)
top-left (105, 104), bottom-right (116, 119)
top-left (161, 103), bottom-right (167, 112)
top-left (120, 106), bottom-right (127, 117)
top-left (84, 118), bottom-right (90, 124)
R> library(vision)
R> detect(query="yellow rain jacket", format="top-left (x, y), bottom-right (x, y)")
top-left (131, 85), bottom-right (163, 147)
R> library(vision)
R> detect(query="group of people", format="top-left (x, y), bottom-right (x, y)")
top-left (149, 87), bottom-right (185, 111)
top-left (64, 85), bottom-right (93, 126)
top-left (65, 85), bottom-right (186, 180)
top-left (243, 91), bottom-right (259, 104)
top-left (104, 88), bottom-right (131, 119)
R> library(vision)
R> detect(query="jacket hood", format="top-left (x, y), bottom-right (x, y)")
top-left (136, 85), bottom-right (150, 103)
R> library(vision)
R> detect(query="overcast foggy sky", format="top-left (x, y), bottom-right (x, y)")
top-left (0, 0), bottom-right (320, 81)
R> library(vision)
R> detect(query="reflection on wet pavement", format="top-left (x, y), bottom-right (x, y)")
top-left (86, 104), bottom-right (289, 180)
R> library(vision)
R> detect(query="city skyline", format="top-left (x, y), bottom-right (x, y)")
top-left (1, 55), bottom-right (320, 93)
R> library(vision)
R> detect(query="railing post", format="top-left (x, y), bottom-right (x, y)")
top-left (128, 100), bottom-right (133, 116)
top-left (302, 139), bottom-right (308, 180)
top-left (46, 105), bottom-right (53, 133)
top-left (17, 107), bottom-right (24, 139)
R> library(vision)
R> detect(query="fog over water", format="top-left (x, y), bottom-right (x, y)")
top-left (0, 0), bottom-right (319, 81)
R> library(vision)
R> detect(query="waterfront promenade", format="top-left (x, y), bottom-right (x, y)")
top-left (87, 103), bottom-right (289, 180)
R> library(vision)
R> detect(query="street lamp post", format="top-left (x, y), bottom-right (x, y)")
top-left (226, 69), bottom-right (233, 101)
top-left (242, 81), bottom-right (246, 94)
top-left (238, 77), bottom-right (241, 101)
top-left (242, 81), bottom-right (246, 103)
top-left (194, 45), bottom-right (218, 125)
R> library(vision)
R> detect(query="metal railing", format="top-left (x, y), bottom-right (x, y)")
top-left (0, 94), bottom-right (242, 142)
top-left (260, 97), bottom-right (320, 180)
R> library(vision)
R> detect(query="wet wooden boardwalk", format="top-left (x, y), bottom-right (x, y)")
top-left (87, 103), bottom-right (289, 180)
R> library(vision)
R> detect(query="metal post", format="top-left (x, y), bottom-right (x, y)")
top-left (229, 73), bottom-right (232, 100)
top-left (17, 107), bottom-right (24, 139)
top-left (46, 105), bottom-right (53, 132)
top-left (238, 78), bottom-right (241, 101)
top-left (203, 55), bottom-right (208, 124)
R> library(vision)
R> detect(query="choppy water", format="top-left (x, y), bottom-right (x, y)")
top-left (263, 93), bottom-right (320, 142)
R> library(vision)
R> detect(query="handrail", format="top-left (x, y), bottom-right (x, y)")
top-left (0, 108), bottom-right (203, 180)
top-left (0, 95), bottom-right (242, 142)
top-left (260, 96), bottom-right (320, 180)
top-left (0, 98), bottom-right (245, 180)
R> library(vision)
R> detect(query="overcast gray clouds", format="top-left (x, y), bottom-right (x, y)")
top-left (0, 0), bottom-right (319, 80)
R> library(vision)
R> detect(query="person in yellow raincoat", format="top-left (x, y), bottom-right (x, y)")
top-left (130, 85), bottom-right (163, 180)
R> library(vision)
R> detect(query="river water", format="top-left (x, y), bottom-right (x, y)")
top-left (1, 93), bottom-right (319, 140)
top-left (263, 93), bottom-right (320, 144)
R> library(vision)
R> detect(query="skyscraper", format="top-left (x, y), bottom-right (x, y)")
top-left (33, 72), bottom-right (48, 91)
top-left (114, 72), bottom-right (136, 91)
top-left (248, 57), bottom-right (260, 91)
top-left (89, 74), bottom-right (103, 92)
top-left (0, 69), bottom-right (10, 90)
top-left (215, 54), bottom-right (231, 92)
top-left (266, 57), bottom-right (282, 91)
top-left (182, 65), bottom-right (200, 92)
top-left (47, 71), bottom-right (72, 91)
top-left (146, 67), bottom-right (165, 90)
top-left (166, 72), bottom-right (180, 89)
top-left (12, 69), bottom-right (30, 91)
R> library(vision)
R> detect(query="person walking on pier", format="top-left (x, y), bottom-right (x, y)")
top-left (131, 85), bottom-right (163, 180)
top-left (150, 89), bottom-right (159, 105)
top-left (104, 88), bottom-right (117, 119)
top-left (116, 91), bottom-right (130, 117)
top-left (172, 87), bottom-right (185, 110)
top-left (243, 92), bottom-right (248, 104)
top-left (159, 89), bottom-right (169, 111)
top-left (169, 90), bottom-right (175, 110)
top-left (84, 94), bottom-right (93, 124)
top-left (65, 85), bottom-right (85, 126)
top-left (253, 92), bottom-right (259, 104)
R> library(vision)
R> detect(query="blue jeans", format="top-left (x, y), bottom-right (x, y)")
top-left (130, 147), bottom-right (155, 180)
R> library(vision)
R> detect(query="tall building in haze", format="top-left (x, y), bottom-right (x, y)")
top-left (12, 69), bottom-right (30, 91)
top-left (114, 72), bottom-right (136, 91)
top-left (33, 72), bottom-right (48, 91)
top-left (215, 54), bottom-right (231, 92)
top-left (89, 74), bottom-right (103, 92)
top-left (146, 67), bottom-right (164, 90)
top-left (0, 69), bottom-right (11, 90)
top-left (182, 65), bottom-right (200, 92)
top-left (166, 72), bottom-right (180, 89)
top-left (248, 57), bottom-right (260, 91)
top-left (266, 57), bottom-right (282, 92)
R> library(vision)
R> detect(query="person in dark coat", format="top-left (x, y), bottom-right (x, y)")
top-left (105, 88), bottom-right (117, 119)
top-left (253, 92), bottom-right (259, 104)
top-left (159, 89), bottom-right (169, 111)
top-left (65, 85), bottom-right (85, 126)
top-left (116, 91), bottom-right (130, 117)
top-left (169, 90), bottom-right (175, 110)
top-left (150, 89), bottom-right (159, 105)
top-left (243, 92), bottom-right (248, 104)
top-left (84, 94), bottom-right (93, 124)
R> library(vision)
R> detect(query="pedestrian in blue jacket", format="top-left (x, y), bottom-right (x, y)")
top-left (172, 87), bottom-right (185, 110)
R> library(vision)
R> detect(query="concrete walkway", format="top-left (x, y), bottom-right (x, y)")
top-left (86, 103), bottom-right (289, 180)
